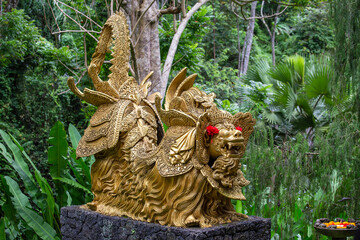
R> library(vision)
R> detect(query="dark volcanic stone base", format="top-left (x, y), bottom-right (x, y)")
top-left (61, 206), bottom-right (271, 240)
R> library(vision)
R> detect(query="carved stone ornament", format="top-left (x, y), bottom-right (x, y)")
top-left (68, 11), bottom-right (256, 228)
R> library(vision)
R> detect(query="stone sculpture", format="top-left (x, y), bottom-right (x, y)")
top-left (68, 11), bottom-right (256, 228)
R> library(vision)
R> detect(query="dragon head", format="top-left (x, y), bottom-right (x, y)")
top-left (207, 123), bottom-right (245, 188)
top-left (207, 123), bottom-right (245, 160)
top-left (191, 107), bottom-right (254, 200)
top-left (155, 69), bottom-right (256, 201)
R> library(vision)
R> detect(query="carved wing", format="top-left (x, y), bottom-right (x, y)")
top-left (155, 95), bottom-right (196, 127)
top-left (76, 100), bottom-right (132, 158)
top-left (168, 128), bottom-right (196, 165)
top-left (156, 127), bottom-right (195, 177)
top-left (165, 68), bottom-right (197, 111)
top-left (70, 11), bottom-right (165, 158)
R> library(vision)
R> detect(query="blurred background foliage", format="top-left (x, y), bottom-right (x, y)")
top-left (0, 0), bottom-right (359, 239)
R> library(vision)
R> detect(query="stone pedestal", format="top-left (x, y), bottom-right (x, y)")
top-left (61, 206), bottom-right (271, 240)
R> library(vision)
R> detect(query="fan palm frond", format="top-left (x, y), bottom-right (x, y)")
top-left (262, 107), bottom-right (284, 125)
top-left (287, 55), bottom-right (305, 84)
top-left (273, 83), bottom-right (290, 107)
top-left (291, 114), bottom-right (315, 132)
top-left (305, 65), bottom-right (332, 101)
top-left (296, 94), bottom-right (314, 117)
top-left (284, 86), bottom-right (297, 120)
top-left (270, 63), bottom-right (293, 86)
top-left (244, 59), bottom-right (271, 84)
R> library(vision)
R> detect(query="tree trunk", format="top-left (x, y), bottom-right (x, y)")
top-left (5, 0), bottom-right (19, 12)
top-left (124, 0), bottom-right (209, 98)
top-left (261, 2), bottom-right (282, 66)
top-left (239, 1), bottom-right (257, 75)
top-left (270, 32), bottom-right (276, 66)
top-left (124, 0), bottom-right (162, 95)
top-left (270, 5), bottom-right (281, 66)
top-left (159, 0), bottom-right (210, 98)
top-left (237, 15), bottom-right (242, 78)
top-left (212, 0), bottom-right (216, 60)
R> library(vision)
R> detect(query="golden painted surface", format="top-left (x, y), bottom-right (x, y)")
top-left (68, 12), bottom-right (256, 227)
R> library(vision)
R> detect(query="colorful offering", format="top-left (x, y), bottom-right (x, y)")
top-left (314, 218), bottom-right (360, 239)
top-left (314, 218), bottom-right (360, 240)
top-left (323, 221), bottom-right (356, 229)
top-left (315, 218), bottom-right (359, 229)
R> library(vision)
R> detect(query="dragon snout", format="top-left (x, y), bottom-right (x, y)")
top-left (220, 135), bottom-right (244, 157)
top-left (226, 129), bottom-right (244, 143)
top-left (234, 129), bottom-right (242, 138)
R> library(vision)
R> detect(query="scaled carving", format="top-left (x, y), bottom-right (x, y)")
top-left (68, 12), bottom-right (256, 228)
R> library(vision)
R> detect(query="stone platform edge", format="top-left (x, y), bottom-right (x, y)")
top-left (61, 205), bottom-right (271, 240)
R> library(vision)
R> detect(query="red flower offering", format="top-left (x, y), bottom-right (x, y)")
top-left (236, 126), bottom-right (243, 131)
top-left (206, 125), bottom-right (219, 137)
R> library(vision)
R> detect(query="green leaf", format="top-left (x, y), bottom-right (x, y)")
top-left (0, 132), bottom-right (57, 225)
top-left (293, 203), bottom-right (302, 222)
top-left (262, 108), bottom-right (283, 125)
top-left (314, 189), bottom-right (324, 202)
top-left (305, 66), bottom-right (332, 100)
top-left (48, 121), bottom-right (68, 178)
top-left (0, 218), bottom-right (5, 240)
top-left (296, 95), bottom-right (313, 117)
top-left (291, 114), bottom-right (315, 131)
top-left (14, 140), bottom-right (57, 227)
top-left (53, 177), bottom-right (92, 195)
top-left (221, 99), bottom-right (231, 109)
top-left (0, 131), bottom-right (43, 208)
top-left (48, 121), bottom-right (69, 207)
top-left (0, 130), bottom-right (34, 183)
top-left (287, 55), bottom-right (305, 83)
top-left (77, 157), bottom-right (91, 184)
top-left (273, 83), bottom-right (290, 107)
top-left (0, 176), bottom-right (20, 234)
top-left (285, 86), bottom-right (297, 119)
top-left (9, 134), bottom-right (24, 152)
top-left (34, 170), bottom-right (56, 227)
top-left (68, 124), bottom-right (81, 149)
top-left (235, 200), bottom-right (243, 213)
top-left (67, 151), bottom-right (86, 186)
top-left (4, 176), bottom-right (59, 240)
top-left (244, 59), bottom-right (271, 84)
top-left (307, 225), bottom-right (313, 238)
top-left (270, 64), bottom-right (293, 86)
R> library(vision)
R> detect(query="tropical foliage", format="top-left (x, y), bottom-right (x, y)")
top-left (0, 9), bottom-right (88, 163)
top-left (243, 55), bottom-right (333, 146)
top-left (241, 113), bottom-right (360, 239)
top-left (0, 0), bottom-right (359, 239)
top-left (0, 122), bottom-right (92, 239)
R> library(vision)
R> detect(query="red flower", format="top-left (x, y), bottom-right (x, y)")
top-left (206, 125), bottom-right (219, 137)
top-left (236, 126), bottom-right (243, 132)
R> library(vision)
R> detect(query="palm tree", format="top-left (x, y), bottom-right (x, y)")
top-left (244, 55), bottom-right (333, 147)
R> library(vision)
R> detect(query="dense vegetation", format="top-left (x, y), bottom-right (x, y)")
top-left (0, 0), bottom-right (359, 239)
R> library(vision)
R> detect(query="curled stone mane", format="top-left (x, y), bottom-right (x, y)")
top-left (212, 157), bottom-right (240, 188)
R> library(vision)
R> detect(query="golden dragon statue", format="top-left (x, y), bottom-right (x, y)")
top-left (68, 11), bottom-right (256, 228)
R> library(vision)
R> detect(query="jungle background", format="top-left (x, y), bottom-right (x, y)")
top-left (0, 0), bottom-right (359, 239)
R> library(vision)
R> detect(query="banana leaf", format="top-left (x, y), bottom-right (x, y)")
top-left (3, 176), bottom-right (59, 240)
top-left (52, 177), bottom-right (92, 195)
top-left (0, 131), bottom-right (43, 210)
top-left (48, 121), bottom-right (68, 207)
top-left (0, 217), bottom-right (5, 240)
